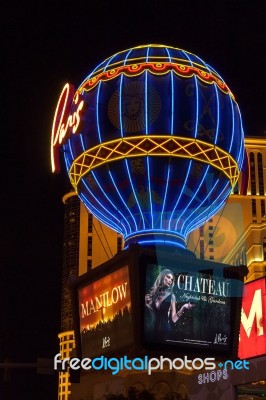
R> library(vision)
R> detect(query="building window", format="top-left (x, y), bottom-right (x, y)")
top-left (241, 247), bottom-right (247, 266)
top-left (199, 226), bottom-right (204, 237)
top-left (117, 237), bottom-right (122, 252)
top-left (252, 199), bottom-right (257, 217)
top-left (235, 255), bottom-right (240, 266)
top-left (87, 259), bottom-right (92, 271)
top-left (263, 238), bottom-right (266, 261)
top-left (88, 213), bottom-right (93, 233)
top-left (209, 256), bottom-right (214, 260)
top-left (258, 153), bottom-right (264, 195)
top-left (250, 152), bottom-right (256, 195)
top-left (69, 210), bottom-right (77, 223)
top-left (261, 200), bottom-right (266, 218)
top-left (88, 236), bottom-right (92, 256)
top-left (200, 240), bottom-right (204, 259)
top-left (233, 182), bottom-right (239, 194)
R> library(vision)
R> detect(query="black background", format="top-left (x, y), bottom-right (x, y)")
top-left (1, 1), bottom-right (265, 399)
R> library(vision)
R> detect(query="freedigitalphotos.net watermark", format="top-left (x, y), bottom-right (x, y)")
top-left (54, 354), bottom-right (250, 376)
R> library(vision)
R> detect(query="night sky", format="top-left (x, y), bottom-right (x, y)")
top-left (1, 1), bottom-right (265, 399)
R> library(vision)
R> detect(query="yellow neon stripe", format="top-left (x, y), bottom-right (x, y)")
top-left (68, 135), bottom-right (240, 190)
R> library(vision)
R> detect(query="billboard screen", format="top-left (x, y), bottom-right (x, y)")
top-left (239, 277), bottom-right (266, 359)
top-left (79, 265), bottom-right (133, 358)
top-left (142, 261), bottom-right (243, 355)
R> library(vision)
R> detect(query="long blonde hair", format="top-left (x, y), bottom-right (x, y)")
top-left (145, 269), bottom-right (174, 310)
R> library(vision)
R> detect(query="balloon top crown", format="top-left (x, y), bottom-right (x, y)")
top-left (78, 44), bottom-right (234, 100)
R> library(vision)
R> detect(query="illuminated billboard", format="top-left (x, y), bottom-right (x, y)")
top-left (239, 277), bottom-right (266, 359)
top-left (70, 245), bottom-right (245, 361)
top-left (140, 251), bottom-right (245, 357)
top-left (78, 265), bottom-right (133, 358)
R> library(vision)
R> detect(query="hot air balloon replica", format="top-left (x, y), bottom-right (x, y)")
top-left (52, 46), bottom-right (249, 386)
top-left (51, 44), bottom-right (245, 252)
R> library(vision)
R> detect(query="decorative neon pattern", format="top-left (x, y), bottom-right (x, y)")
top-left (96, 53), bottom-right (118, 144)
top-left (68, 135), bottom-right (240, 190)
top-left (168, 51), bottom-right (200, 231)
top-left (107, 169), bottom-right (138, 231)
top-left (90, 171), bottom-right (131, 232)
top-left (165, 47), bottom-right (174, 134)
top-left (184, 183), bottom-right (231, 237)
top-left (80, 180), bottom-right (125, 233)
top-left (79, 192), bottom-right (123, 234)
top-left (180, 173), bottom-right (219, 233)
top-left (137, 240), bottom-right (185, 248)
top-left (145, 49), bottom-right (154, 228)
top-left (174, 164), bottom-right (210, 231)
top-left (236, 102), bottom-right (245, 167)
top-left (168, 160), bottom-right (192, 231)
top-left (125, 230), bottom-right (187, 249)
top-left (160, 158), bottom-right (171, 229)
top-left (229, 94), bottom-right (235, 154)
top-left (96, 82), bottom-right (103, 144)
top-left (119, 49), bottom-right (145, 228)
top-left (126, 230), bottom-right (186, 240)
top-left (77, 62), bottom-right (234, 99)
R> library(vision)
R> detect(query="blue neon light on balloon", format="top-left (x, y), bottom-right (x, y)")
top-left (63, 44), bottom-right (246, 250)
top-left (90, 170), bottom-right (132, 232)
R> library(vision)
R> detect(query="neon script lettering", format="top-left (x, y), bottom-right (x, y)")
top-left (51, 83), bottom-right (84, 173)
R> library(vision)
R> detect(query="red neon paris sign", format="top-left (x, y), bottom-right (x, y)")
top-left (51, 83), bottom-right (84, 173)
